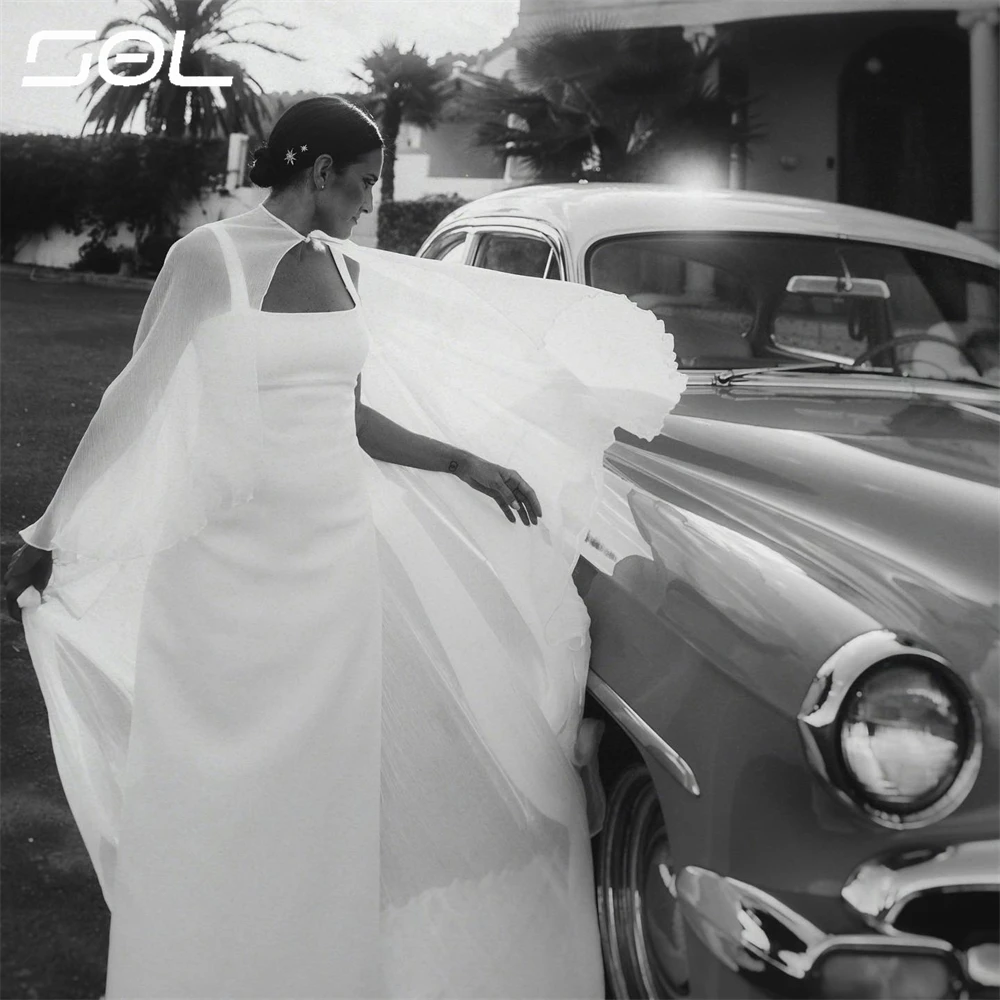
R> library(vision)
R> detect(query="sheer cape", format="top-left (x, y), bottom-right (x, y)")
top-left (19, 204), bottom-right (685, 922)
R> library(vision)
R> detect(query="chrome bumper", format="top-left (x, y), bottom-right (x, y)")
top-left (676, 843), bottom-right (999, 999)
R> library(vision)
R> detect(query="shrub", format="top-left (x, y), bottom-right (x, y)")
top-left (0, 133), bottom-right (227, 267)
top-left (0, 135), bottom-right (90, 262)
top-left (71, 237), bottom-right (120, 275)
top-left (377, 194), bottom-right (467, 255)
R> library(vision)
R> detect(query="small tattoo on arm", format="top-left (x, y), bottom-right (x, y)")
top-left (448, 460), bottom-right (459, 473)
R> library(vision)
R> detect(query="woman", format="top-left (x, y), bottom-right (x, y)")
top-left (5, 96), bottom-right (683, 998)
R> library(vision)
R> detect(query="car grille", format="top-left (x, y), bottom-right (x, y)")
top-left (892, 889), bottom-right (999, 999)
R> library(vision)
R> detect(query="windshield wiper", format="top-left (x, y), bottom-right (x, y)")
top-left (712, 361), bottom-right (893, 386)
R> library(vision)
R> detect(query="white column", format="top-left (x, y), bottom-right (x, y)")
top-left (226, 133), bottom-right (249, 190)
top-left (683, 24), bottom-right (735, 189)
top-left (958, 8), bottom-right (999, 248)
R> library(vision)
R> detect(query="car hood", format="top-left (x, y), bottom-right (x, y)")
top-left (603, 375), bottom-right (1000, 690)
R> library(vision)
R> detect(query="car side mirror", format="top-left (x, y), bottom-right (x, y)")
top-left (786, 275), bottom-right (891, 299)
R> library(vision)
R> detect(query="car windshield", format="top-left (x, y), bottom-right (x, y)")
top-left (586, 233), bottom-right (999, 384)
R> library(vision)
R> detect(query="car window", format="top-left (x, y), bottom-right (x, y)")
top-left (769, 241), bottom-right (999, 381)
top-left (582, 231), bottom-right (997, 378)
top-left (475, 233), bottom-right (560, 279)
top-left (423, 232), bottom-right (468, 263)
top-left (588, 237), bottom-right (755, 366)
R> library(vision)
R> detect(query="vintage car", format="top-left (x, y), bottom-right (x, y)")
top-left (417, 185), bottom-right (1000, 1000)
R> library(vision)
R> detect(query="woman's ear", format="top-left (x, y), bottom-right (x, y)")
top-left (313, 153), bottom-right (334, 191)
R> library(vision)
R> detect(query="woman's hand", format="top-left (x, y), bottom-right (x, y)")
top-left (451, 455), bottom-right (543, 526)
top-left (4, 544), bottom-right (53, 623)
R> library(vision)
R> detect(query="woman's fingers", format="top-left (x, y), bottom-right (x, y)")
top-left (3, 546), bottom-right (53, 621)
top-left (503, 473), bottom-right (542, 525)
top-left (461, 459), bottom-right (542, 527)
top-left (494, 477), bottom-right (519, 510)
top-left (492, 494), bottom-right (516, 523)
top-left (5, 592), bottom-right (22, 623)
top-left (4, 576), bottom-right (29, 623)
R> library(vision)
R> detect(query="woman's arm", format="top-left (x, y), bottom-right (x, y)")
top-left (354, 377), bottom-right (541, 526)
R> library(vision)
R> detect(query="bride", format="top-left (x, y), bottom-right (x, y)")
top-left (5, 96), bottom-right (684, 999)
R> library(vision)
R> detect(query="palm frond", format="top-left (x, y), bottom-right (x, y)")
top-left (208, 31), bottom-right (304, 61)
top-left (209, 16), bottom-right (300, 34)
top-left (197, 0), bottom-right (233, 29)
top-left (78, 15), bottom-right (173, 50)
top-left (137, 0), bottom-right (180, 32)
top-left (77, 0), bottom-right (304, 138)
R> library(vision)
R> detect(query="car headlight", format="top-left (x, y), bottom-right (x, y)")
top-left (798, 632), bottom-right (983, 830)
top-left (839, 662), bottom-right (969, 814)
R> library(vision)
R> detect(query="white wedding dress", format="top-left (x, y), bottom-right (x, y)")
top-left (19, 205), bottom-right (684, 998)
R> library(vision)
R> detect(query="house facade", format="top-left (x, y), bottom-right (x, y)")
top-left (390, 43), bottom-right (516, 203)
top-left (517, 0), bottom-right (999, 247)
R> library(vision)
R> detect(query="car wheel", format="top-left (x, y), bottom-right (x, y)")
top-left (596, 763), bottom-right (690, 999)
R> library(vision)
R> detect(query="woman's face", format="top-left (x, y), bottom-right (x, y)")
top-left (318, 148), bottom-right (383, 239)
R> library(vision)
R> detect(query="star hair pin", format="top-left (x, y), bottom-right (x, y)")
top-left (284, 148), bottom-right (297, 165)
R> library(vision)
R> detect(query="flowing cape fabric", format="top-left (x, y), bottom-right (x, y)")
top-left (18, 205), bottom-right (685, 992)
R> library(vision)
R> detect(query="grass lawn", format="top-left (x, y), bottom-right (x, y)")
top-left (1, 272), bottom-right (147, 999)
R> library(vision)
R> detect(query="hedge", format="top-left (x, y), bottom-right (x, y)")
top-left (377, 194), bottom-right (468, 255)
top-left (1, 133), bottom-right (227, 273)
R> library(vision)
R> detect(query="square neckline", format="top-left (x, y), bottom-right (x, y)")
top-left (256, 204), bottom-right (359, 317)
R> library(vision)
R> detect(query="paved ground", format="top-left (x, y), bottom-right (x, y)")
top-left (2, 272), bottom-right (146, 999)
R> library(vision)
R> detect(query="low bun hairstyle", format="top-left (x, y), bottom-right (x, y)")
top-left (248, 96), bottom-right (383, 190)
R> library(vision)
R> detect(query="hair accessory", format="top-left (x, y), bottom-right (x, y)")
top-left (284, 148), bottom-right (297, 165)
top-left (301, 144), bottom-right (308, 152)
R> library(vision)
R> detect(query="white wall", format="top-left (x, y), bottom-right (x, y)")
top-left (14, 228), bottom-right (97, 269)
top-left (391, 151), bottom-right (510, 203)
top-left (13, 186), bottom-right (266, 269)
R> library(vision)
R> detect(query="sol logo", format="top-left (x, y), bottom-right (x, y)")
top-left (22, 30), bottom-right (233, 88)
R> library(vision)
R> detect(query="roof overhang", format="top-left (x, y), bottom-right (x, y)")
top-left (519, 0), bottom-right (988, 33)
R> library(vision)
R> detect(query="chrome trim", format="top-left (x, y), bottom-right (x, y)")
top-left (843, 842), bottom-right (1000, 990)
top-left (951, 400), bottom-right (1000, 424)
top-left (968, 943), bottom-right (1000, 989)
top-left (842, 840), bottom-right (1000, 928)
top-left (415, 222), bottom-right (471, 260)
top-left (420, 228), bottom-right (472, 263)
top-left (680, 369), bottom-right (1000, 402)
top-left (797, 630), bottom-right (983, 830)
top-left (676, 866), bottom-right (965, 996)
top-left (587, 672), bottom-right (700, 796)
top-left (466, 222), bottom-right (568, 280)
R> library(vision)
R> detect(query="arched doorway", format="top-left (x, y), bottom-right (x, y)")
top-left (839, 25), bottom-right (970, 228)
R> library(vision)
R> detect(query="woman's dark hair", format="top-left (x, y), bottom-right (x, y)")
top-left (248, 96), bottom-right (383, 190)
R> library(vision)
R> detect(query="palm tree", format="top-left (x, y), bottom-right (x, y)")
top-left (350, 42), bottom-right (446, 201)
top-left (80, 0), bottom-right (302, 138)
top-left (457, 19), bottom-right (760, 183)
